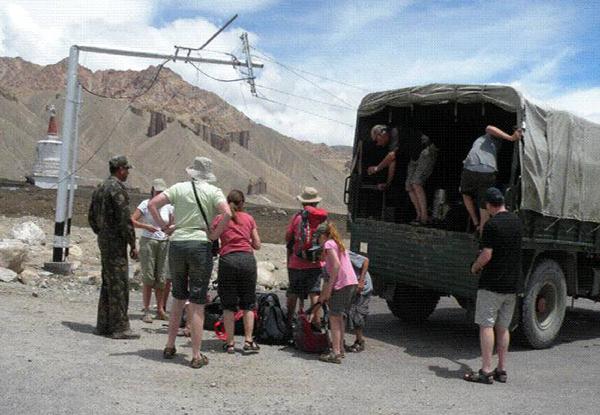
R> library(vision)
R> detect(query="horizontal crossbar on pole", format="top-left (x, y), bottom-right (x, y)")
top-left (75, 45), bottom-right (264, 68)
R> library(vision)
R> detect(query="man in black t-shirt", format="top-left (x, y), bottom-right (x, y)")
top-left (465, 187), bottom-right (522, 384)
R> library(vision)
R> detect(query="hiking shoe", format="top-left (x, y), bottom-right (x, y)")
top-left (111, 330), bottom-right (140, 340)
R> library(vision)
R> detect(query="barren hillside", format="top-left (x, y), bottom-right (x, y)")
top-left (0, 57), bottom-right (351, 211)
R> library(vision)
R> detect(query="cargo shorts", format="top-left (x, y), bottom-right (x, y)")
top-left (474, 289), bottom-right (516, 328)
top-left (405, 144), bottom-right (438, 190)
top-left (169, 240), bottom-right (213, 304)
top-left (139, 236), bottom-right (169, 289)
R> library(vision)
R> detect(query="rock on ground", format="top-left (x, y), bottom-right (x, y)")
top-left (0, 267), bottom-right (17, 282)
top-left (11, 221), bottom-right (46, 245)
top-left (0, 239), bottom-right (28, 273)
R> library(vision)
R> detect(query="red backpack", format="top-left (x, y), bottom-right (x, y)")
top-left (295, 206), bottom-right (328, 262)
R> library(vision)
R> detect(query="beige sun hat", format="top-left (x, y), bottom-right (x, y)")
top-left (186, 157), bottom-right (217, 183)
top-left (297, 186), bottom-right (322, 204)
top-left (152, 178), bottom-right (167, 192)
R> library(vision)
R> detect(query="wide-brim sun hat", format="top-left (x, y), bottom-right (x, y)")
top-left (152, 178), bottom-right (167, 192)
top-left (186, 156), bottom-right (217, 183)
top-left (296, 186), bottom-right (322, 203)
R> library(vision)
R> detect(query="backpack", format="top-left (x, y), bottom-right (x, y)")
top-left (293, 304), bottom-right (330, 354)
top-left (295, 206), bottom-right (328, 262)
top-left (255, 293), bottom-right (289, 345)
top-left (203, 295), bottom-right (249, 336)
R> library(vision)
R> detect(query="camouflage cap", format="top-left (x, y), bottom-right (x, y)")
top-left (109, 155), bottom-right (133, 170)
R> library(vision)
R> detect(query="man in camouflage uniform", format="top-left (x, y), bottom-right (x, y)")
top-left (88, 155), bottom-right (140, 339)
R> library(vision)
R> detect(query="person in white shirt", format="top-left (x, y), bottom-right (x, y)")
top-left (131, 178), bottom-right (174, 323)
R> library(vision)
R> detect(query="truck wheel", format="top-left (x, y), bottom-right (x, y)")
top-left (521, 259), bottom-right (567, 349)
top-left (386, 284), bottom-right (440, 323)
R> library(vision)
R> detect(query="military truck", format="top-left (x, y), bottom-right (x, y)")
top-left (346, 84), bottom-right (600, 349)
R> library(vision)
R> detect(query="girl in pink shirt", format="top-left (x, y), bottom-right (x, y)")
top-left (316, 221), bottom-right (358, 364)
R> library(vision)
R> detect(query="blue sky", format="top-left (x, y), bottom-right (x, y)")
top-left (1, 0), bottom-right (600, 145)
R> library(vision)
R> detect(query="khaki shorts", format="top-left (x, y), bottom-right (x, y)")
top-left (474, 289), bottom-right (516, 328)
top-left (405, 144), bottom-right (438, 190)
top-left (139, 236), bottom-right (169, 289)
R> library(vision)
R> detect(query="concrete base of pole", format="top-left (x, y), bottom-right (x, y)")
top-left (43, 261), bottom-right (73, 275)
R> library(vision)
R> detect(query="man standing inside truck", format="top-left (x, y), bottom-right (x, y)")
top-left (367, 124), bottom-right (437, 225)
top-left (367, 125), bottom-right (399, 191)
top-left (460, 125), bottom-right (522, 234)
top-left (464, 187), bottom-right (522, 384)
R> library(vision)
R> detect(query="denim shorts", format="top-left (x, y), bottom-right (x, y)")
top-left (169, 240), bottom-right (213, 304)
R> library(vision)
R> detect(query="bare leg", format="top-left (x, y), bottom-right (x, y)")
top-left (165, 298), bottom-right (185, 348)
top-left (479, 325), bottom-right (495, 373)
top-left (308, 292), bottom-right (321, 327)
top-left (223, 309), bottom-right (235, 346)
top-left (188, 303), bottom-right (205, 360)
top-left (155, 287), bottom-right (165, 315)
top-left (495, 325), bottom-right (510, 371)
top-left (286, 295), bottom-right (298, 325)
top-left (479, 208), bottom-right (490, 234)
top-left (142, 285), bottom-right (152, 311)
top-left (407, 189), bottom-right (420, 221)
top-left (162, 280), bottom-right (171, 312)
top-left (243, 310), bottom-right (255, 343)
top-left (355, 327), bottom-right (364, 344)
top-left (413, 184), bottom-right (429, 223)
top-left (462, 194), bottom-right (479, 229)
top-left (329, 314), bottom-right (343, 355)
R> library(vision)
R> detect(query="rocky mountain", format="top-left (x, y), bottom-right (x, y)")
top-left (0, 57), bottom-right (352, 211)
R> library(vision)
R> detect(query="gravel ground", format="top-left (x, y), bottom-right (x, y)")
top-left (2, 282), bottom-right (600, 415)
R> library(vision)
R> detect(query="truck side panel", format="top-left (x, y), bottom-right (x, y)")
top-left (350, 219), bottom-right (480, 300)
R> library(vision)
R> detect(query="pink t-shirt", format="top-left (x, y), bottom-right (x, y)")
top-left (286, 212), bottom-right (323, 270)
top-left (212, 211), bottom-right (257, 256)
top-left (323, 239), bottom-right (358, 290)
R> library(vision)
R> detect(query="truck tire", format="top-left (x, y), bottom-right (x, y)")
top-left (520, 259), bottom-right (567, 349)
top-left (386, 284), bottom-right (440, 323)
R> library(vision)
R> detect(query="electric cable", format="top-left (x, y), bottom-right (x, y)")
top-left (250, 46), bottom-right (370, 93)
top-left (189, 61), bottom-right (252, 83)
top-left (255, 83), bottom-right (355, 111)
top-left (255, 92), bottom-right (354, 128)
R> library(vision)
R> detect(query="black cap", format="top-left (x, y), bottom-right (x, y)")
top-left (484, 187), bottom-right (505, 204)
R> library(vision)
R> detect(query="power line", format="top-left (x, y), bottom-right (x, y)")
top-left (255, 92), bottom-right (354, 128)
top-left (80, 58), bottom-right (169, 100)
top-left (57, 59), bottom-right (170, 185)
top-left (189, 61), bottom-right (252, 83)
top-left (255, 83), bottom-right (355, 111)
top-left (250, 46), bottom-right (370, 93)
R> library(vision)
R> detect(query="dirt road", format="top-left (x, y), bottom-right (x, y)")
top-left (2, 282), bottom-right (600, 415)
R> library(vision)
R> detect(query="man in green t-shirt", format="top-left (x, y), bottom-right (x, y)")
top-left (149, 156), bottom-right (231, 369)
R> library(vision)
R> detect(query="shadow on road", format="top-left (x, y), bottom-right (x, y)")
top-left (364, 299), bottom-right (600, 380)
top-left (62, 321), bottom-right (96, 334)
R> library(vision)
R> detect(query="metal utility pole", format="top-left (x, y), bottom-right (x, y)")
top-left (240, 33), bottom-right (257, 96)
top-left (64, 84), bottom-right (82, 259)
top-left (46, 43), bottom-right (263, 273)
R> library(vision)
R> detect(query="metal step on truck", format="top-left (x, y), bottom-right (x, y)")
top-left (345, 84), bottom-right (600, 349)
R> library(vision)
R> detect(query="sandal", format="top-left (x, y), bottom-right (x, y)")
top-left (163, 346), bottom-right (176, 359)
top-left (156, 311), bottom-right (169, 321)
top-left (319, 351), bottom-right (342, 364)
top-left (190, 354), bottom-right (209, 369)
top-left (463, 369), bottom-right (494, 384)
top-left (223, 343), bottom-right (235, 354)
top-left (242, 340), bottom-right (260, 355)
top-left (348, 340), bottom-right (365, 353)
top-left (142, 312), bottom-right (153, 324)
top-left (493, 368), bottom-right (507, 383)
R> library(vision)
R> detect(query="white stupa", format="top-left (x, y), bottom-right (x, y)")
top-left (31, 105), bottom-right (73, 189)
